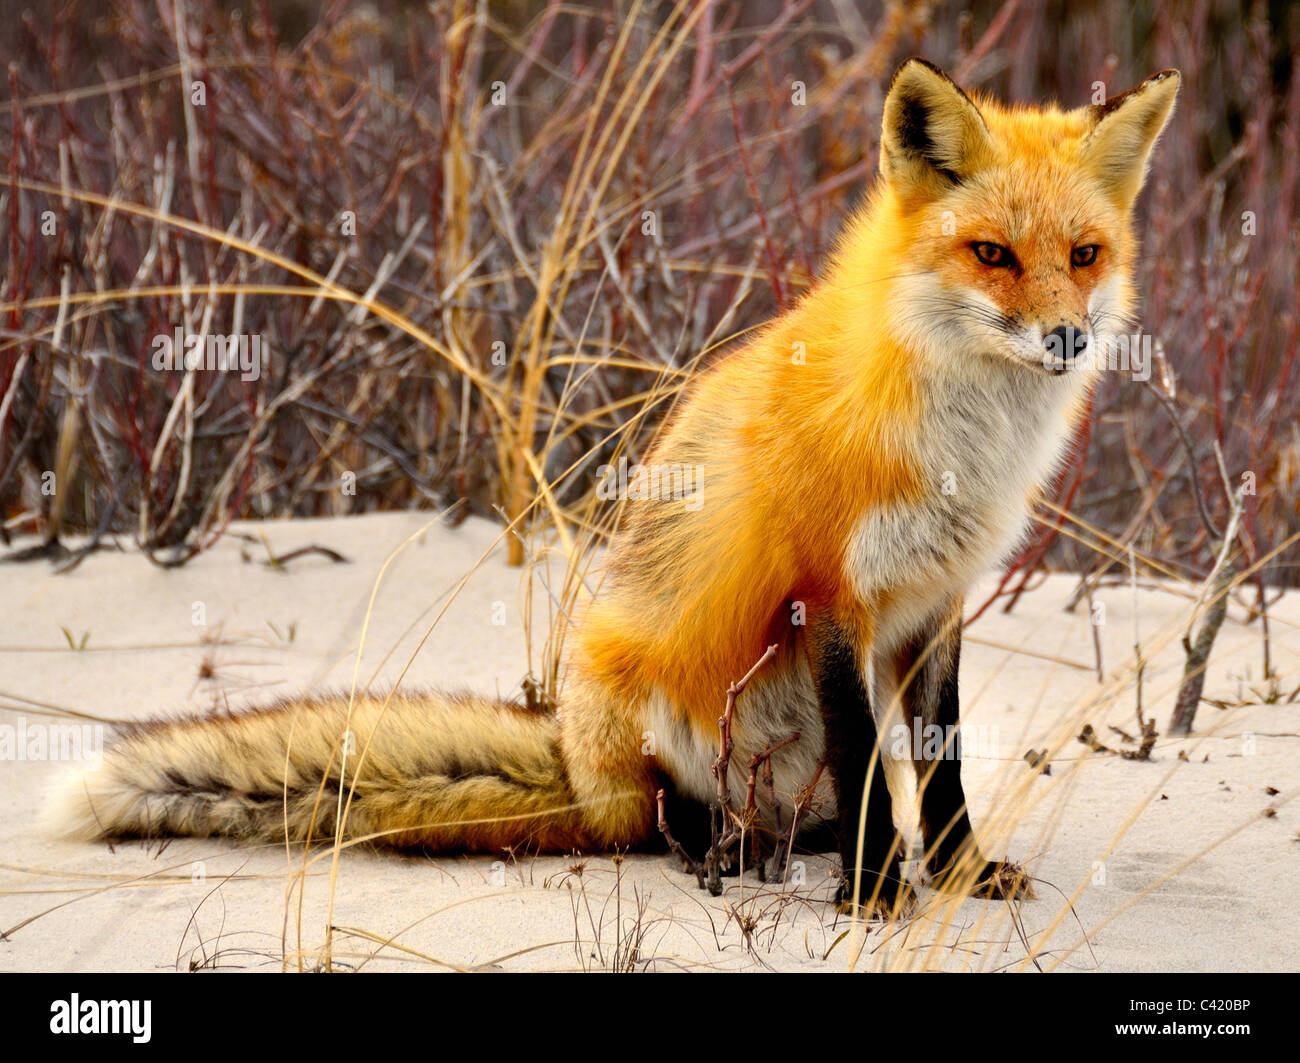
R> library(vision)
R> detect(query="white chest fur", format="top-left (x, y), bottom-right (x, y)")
top-left (846, 363), bottom-right (1088, 647)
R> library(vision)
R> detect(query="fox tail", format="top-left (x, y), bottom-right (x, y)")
top-left (48, 692), bottom-right (594, 852)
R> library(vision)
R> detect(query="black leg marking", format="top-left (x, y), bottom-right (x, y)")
top-left (899, 603), bottom-right (1031, 899)
top-left (900, 609), bottom-right (987, 874)
top-left (809, 617), bottom-right (911, 915)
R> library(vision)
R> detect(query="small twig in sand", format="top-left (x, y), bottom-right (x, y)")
top-left (1023, 749), bottom-right (1051, 775)
top-left (741, 732), bottom-right (800, 882)
top-left (1077, 724), bottom-right (1114, 755)
top-left (1127, 545), bottom-right (1153, 760)
top-left (656, 789), bottom-right (704, 890)
top-left (712, 644), bottom-right (778, 806)
top-left (704, 644), bottom-right (778, 895)
top-left (259, 543), bottom-right (350, 568)
top-left (773, 760), bottom-right (826, 884)
top-left (1083, 582), bottom-right (1104, 682)
top-left (1169, 481), bottom-right (1245, 735)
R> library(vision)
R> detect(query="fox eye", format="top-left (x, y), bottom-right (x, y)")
top-left (1071, 244), bottom-right (1100, 268)
top-left (971, 242), bottom-right (1015, 268)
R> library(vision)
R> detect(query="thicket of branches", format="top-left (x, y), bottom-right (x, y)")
top-left (1, 0), bottom-right (1296, 604)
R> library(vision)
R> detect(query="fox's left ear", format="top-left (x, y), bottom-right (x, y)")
top-left (1081, 70), bottom-right (1181, 209)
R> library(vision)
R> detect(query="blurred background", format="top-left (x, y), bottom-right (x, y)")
top-left (0, 0), bottom-right (1296, 622)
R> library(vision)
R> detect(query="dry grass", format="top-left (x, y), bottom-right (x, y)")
top-left (2, 1), bottom-right (1295, 599)
top-left (1, 0), bottom-right (1298, 972)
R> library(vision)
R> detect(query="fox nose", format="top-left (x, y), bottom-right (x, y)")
top-left (1043, 325), bottom-right (1089, 367)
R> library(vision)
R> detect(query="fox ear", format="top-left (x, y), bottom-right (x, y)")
top-left (1081, 70), bottom-right (1180, 209)
top-left (880, 58), bottom-right (992, 198)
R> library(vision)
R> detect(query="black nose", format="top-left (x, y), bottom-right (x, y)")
top-left (1044, 326), bottom-right (1089, 366)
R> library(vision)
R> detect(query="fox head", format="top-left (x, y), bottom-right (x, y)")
top-left (867, 58), bottom-right (1179, 379)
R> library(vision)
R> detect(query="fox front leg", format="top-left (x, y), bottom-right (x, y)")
top-left (808, 615), bottom-right (915, 919)
top-left (893, 598), bottom-right (1034, 901)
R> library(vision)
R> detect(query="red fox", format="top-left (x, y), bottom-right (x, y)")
top-left (50, 59), bottom-right (1179, 917)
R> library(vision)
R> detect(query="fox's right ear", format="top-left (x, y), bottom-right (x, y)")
top-left (880, 58), bottom-right (992, 200)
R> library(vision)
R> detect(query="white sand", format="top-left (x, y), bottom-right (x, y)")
top-left (1, 512), bottom-right (1296, 971)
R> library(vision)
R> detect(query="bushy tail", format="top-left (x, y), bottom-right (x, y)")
top-left (48, 692), bottom-right (594, 852)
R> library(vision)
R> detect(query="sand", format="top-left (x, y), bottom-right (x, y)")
top-left (1, 511), bottom-right (1296, 972)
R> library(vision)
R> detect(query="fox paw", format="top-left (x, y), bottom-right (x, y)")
top-left (930, 858), bottom-right (1035, 901)
top-left (976, 861), bottom-right (1036, 901)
